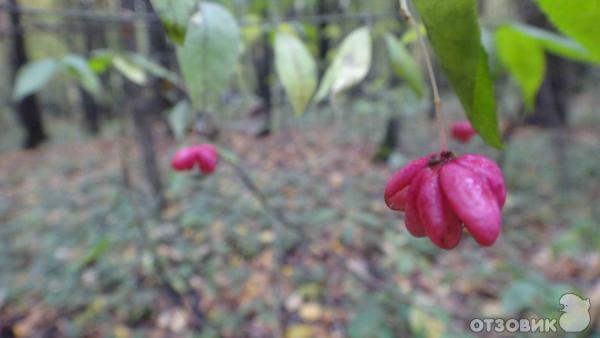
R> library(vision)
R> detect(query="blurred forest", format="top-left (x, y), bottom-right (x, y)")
top-left (0, 0), bottom-right (599, 337)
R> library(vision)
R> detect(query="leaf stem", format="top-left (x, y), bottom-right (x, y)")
top-left (400, 0), bottom-right (447, 152)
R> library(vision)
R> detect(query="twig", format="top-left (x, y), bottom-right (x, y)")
top-left (400, 0), bottom-right (447, 152)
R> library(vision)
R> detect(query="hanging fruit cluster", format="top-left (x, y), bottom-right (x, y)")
top-left (385, 151), bottom-right (506, 249)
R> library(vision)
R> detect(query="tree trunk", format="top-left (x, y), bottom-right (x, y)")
top-left (121, 0), bottom-right (164, 209)
top-left (251, 31), bottom-right (273, 137)
top-left (522, 1), bottom-right (570, 127)
top-left (374, 117), bottom-right (402, 162)
top-left (8, 0), bottom-right (47, 149)
top-left (78, 0), bottom-right (105, 135)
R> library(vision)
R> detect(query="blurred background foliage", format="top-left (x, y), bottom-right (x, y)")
top-left (0, 0), bottom-right (599, 337)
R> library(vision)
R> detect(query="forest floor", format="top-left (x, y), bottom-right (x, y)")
top-left (0, 118), bottom-right (599, 337)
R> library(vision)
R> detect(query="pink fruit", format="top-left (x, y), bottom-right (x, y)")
top-left (171, 147), bottom-right (197, 171)
top-left (171, 144), bottom-right (219, 174)
top-left (384, 153), bottom-right (433, 211)
top-left (450, 121), bottom-right (476, 143)
top-left (193, 144), bottom-right (218, 174)
top-left (384, 151), bottom-right (506, 249)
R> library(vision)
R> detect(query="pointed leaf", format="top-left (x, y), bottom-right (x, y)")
top-left (315, 27), bottom-right (372, 101)
top-left (535, 0), bottom-right (600, 60)
top-left (177, 2), bottom-right (240, 111)
top-left (496, 26), bottom-right (545, 110)
top-left (385, 33), bottom-right (424, 97)
top-left (13, 59), bottom-right (61, 101)
top-left (112, 55), bottom-right (148, 85)
top-left (510, 23), bottom-right (598, 63)
top-left (413, 0), bottom-right (503, 149)
top-left (150, 0), bottom-right (197, 45)
top-left (274, 30), bottom-right (317, 116)
top-left (62, 54), bottom-right (102, 97)
top-left (127, 52), bottom-right (181, 84)
top-left (167, 100), bottom-right (192, 140)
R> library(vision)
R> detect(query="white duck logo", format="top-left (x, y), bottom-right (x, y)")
top-left (559, 293), bottom-right (591, 332)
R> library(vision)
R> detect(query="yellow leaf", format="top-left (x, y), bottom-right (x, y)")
top-left (299, 302), bottom-right (323, 322)
top-left (409, 308), bottom-right (444, 338)
top-left (286, 324), bottom-right (314, 338)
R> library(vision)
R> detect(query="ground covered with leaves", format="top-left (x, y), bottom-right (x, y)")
top-left (0, 110), bottom-right (599, 337)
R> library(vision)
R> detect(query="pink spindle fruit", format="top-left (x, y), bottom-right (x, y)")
top-left (171, 147), bottom-right (197, 171)
top-left (384, 151), bottom-right (506, 248)
top-left (171, 144), bottom-right (219, 174)
top-left (450, 121), bottom-right (476, 143)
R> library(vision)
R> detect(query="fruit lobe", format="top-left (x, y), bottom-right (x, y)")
top-left (384, 154), bottom-right (433, 211)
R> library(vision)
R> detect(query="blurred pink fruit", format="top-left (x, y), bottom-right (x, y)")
top-left (171, 144), bottom-right (219, 174)
top-left (451, 121), bottom-right (476, 143)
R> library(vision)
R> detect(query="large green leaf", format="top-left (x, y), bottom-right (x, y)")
top-left (315, 27), bottom-right (372, 101)
top-left (510, 23), bottom-right (599, 63)
top-left (13, 59), bottom-right (61, 101)
top-left (274, 30), bottom-right (317, 116)
top-left (177, 2), bottom-right (240, 111)
top-left (535, 0), bottom-right (600, 60)
top-left (496, 26), bottom-right (545, 110)
top-left (150, 0), bottom-right (197, 45)
top-left (62, 54), bottom-right (102, 98)
top-left (413, 0), bottom-right (502, 149)
top-left (385, 33), bottom-right (424, 97)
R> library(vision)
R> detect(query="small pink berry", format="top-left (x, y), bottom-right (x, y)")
top-left (450, 121), bottom-right (477, 143)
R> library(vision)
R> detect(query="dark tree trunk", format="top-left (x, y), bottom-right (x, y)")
top-left (78, 0), bottom-right (105, 135)
top-left (8, 0), bottom-right (47, 149)
top-left (374, 117), bottom-right (402, 162)
top-left (121, 0), bottom-right (164, 209)
top-left (316, 0), bottom-right (336, 76)
top-left (522, 1), bottom-right (574, 127)
top-left (251, 31), bottom-right (273, 137)
top-left (143, 0), bottom-right (172, 108)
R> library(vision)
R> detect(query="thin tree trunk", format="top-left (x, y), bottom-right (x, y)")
top-left (78, 0), bottom-right (104, 135)
top-left (374, 117), bottom-right (402, 162)
top-left (8, 0), bottom-right (47, 149)
top-left (251, 32), bottom-right (273, 137)
top-left (121, 0), bottom-right (164, 209)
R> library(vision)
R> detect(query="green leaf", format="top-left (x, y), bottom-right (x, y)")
top-left (315, 27), bottom-right (372, 102)
top-left (150, 0), bottom-right (197, 45)
top-left (496, 26), bottom-right (545, 110)
top-left (75, 236), bottom-right (110, 271)
top-left (413, 0), bottom-right (502, 149)
top-left (88, 50), bottom-right (114, 73)
top-left (13, 59), bottom-right (61, 101)
top-left (167, 100), bottom-right (192, 140)
top-left (535, 0), bottom-right (600, 60)
top-left (62, 54), bottom-right (102, 97)
top-left (274, 29), bottom-right (318, 116)
top-left (177, 2), bottom-right (241, 111)
top-left (385, 33), bottom-right (424, 97)
top-left (112, 55), bottom-right (148, 85)
top-left (510, 23), bottom-right (598, 63)
top-left (127, 52), bottom-right (181, 84)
